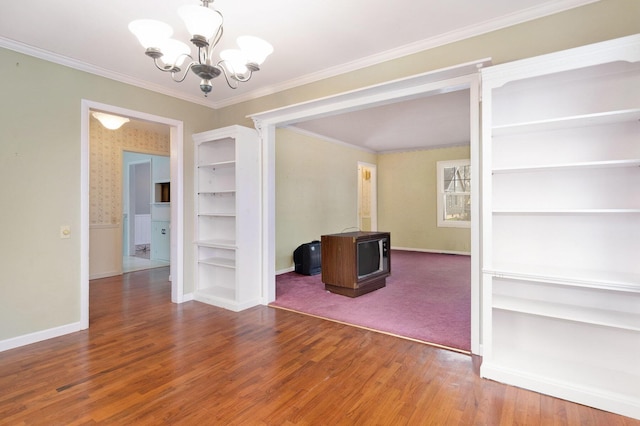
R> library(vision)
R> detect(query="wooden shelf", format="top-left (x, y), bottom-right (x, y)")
top-left (492, 159), bottom-right (640, 174)
top-left (492, 209), bottom-right (640, 215)
top-left (193, 125), bottom-right (262, 312)
top-left (198, 190), bottom-right (236, 195)
top-left (480, 35), bottom-right (640, 419)
top-left (492, 295), bottom-right (640, 331)
top-left (199, 257), bottom-right (236, 269)
top-left (195, 239), bottom-right (237, 249)
top-left (484, 265), bottom-right (640, 293)
top-left (198, 160), bottom-right (236, 169)
top-left (198, 212), bottom-right (236, 217)
top-left (492, 108), bottom-right (640, 136)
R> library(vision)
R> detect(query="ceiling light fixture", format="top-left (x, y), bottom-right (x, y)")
top-left (129, 0), bottom-right (273, 97)
top-left (92, 112), bottom-right (130, 130)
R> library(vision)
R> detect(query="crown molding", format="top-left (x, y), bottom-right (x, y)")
top-left (284, 126), bottom-right (377, 154)
top-left (0, 36), bottom-right (213, 108)
top-left (1, 0), bottom-right (598, 110)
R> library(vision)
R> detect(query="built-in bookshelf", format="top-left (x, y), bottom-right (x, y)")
top-left (192, 125), bottom-right (261, 311)
top-left (480, 34), bottom-right (640, 420)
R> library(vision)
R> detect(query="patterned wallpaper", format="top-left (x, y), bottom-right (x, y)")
top-left (90, 117), bottom-right (170, 225)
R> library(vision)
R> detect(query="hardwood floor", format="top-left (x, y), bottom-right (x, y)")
top-left (0, 268), bottom-right (637, 425)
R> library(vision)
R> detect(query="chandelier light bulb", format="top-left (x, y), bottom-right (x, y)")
top-left (178, 4), bottom-right (222, 41)
top-left (237, 36), bottom-right (274, 65)
top-left (158, 39), bottom-right (191, 68)
top-left (220, 49), bottom-right (249, 75)
top-left (129, 19), bottom-right (173, 49)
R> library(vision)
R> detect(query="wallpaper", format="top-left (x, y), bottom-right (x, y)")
top-left (90, 117), bottom-right (170, 225)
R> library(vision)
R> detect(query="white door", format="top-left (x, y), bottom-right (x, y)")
top-left (357, 162), bottom-right (377, 231)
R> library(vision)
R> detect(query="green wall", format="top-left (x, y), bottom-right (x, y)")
top-left (275, 131), bottom-right (472, 271)
top-left (276, 129), bottom-right (376, 271)
top-left (0, 48), bottom-right (214, 341)
top-left (378, 146), bottom-right (471, 253)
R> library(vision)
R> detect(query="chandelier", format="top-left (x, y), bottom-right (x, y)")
top-left (129, 0), bottom-right (273, 97)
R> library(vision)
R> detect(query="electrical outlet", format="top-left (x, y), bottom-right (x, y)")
top-left (60, 225), bottom-right (71, 239)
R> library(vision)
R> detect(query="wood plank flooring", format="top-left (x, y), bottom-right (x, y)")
top-left (0, 267), bottom-right (637, 425)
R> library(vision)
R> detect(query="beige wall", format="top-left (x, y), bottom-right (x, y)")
top-left (276, 129), bottom-right (377, 271)
top-left (378, 146), bottom-right (471, 253)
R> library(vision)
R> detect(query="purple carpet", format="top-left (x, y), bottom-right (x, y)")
top-left (270, 250), bottom-right (471, 352)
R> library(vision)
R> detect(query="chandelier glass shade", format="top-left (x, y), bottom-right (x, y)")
top-left (129, 0), bottom-right (273, 97)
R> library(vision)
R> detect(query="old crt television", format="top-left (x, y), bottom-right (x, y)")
top-left (357, 237), bottom-right (388, 279)
top-left (321, 231), bottom-right (391, 297)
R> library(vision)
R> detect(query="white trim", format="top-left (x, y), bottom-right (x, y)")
top-left (436, 159), bottom-right (472, 229)
top-left (357, 161), bottom-right (378, 231)
top-left (251, 60), bottom-right (486, 355)
top-left (468, 73), bottom-right (481, 354)
top-left (252, 59), bottom-right (490, 126)
top-left (276, 266), bottom-right (296, 275)
top-left (0, 322), bottom-right (83, 353)
top-left (285, 126), bottom-right (377, 154)
top-left (81, 100), bottom-right (186, 328)
top-left (0, 0), bottom-right (596, 109)
top-left (80, 105), bottom-right (90, 329)
top-left (391, 246), bottom-right (471, 256)
top-left (90, 270), bottom-right (122, 280)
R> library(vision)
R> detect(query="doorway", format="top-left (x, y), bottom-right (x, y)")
top-left (357, 162), bottom-right (377, 232)
top-left (252, 59), bottom-right (487, 354)
top-left (122, 153), bottom-right (171, 273)
top-left (80, 100), bottom-right (185, 330)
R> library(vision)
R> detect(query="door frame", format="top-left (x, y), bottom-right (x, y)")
top-left (80, 100), bottom-right (185, 329)
top-left (357, 161), bottom-right (377, 231)
top-left (252, 58), bottom-right (489, 355)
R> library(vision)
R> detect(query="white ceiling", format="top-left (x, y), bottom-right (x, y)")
top-left (0, 0), bottom-right (596, 151)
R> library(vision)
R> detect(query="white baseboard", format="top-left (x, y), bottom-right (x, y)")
top-left (90, 270), bottom-right (121, 280)
top-left (276, 249), bottom-right (468, 276)
top-left (391, 246), bottom-right (471, 256)
top-left (481, 362), bottom-right (640, 421)
top-left (0, 322), bottom-right (84, 353)
top-left (276, 266), bottom-right (295, 275)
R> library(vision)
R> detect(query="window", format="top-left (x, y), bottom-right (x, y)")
top-left (437, 159), bottom-right (470, 228)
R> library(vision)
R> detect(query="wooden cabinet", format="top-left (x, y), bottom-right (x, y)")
top-left (321, 231), bottom-right (390, 297)
top-left (192, 125), bottom-right (261, 311)
top-left (480, 34), bottom-right (640, 420)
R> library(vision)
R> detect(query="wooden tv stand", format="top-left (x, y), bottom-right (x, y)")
top-left (321, 231), bottom-right (391, 297)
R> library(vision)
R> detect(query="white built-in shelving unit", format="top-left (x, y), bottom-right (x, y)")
top-left (192, 125), bottom-right (261, 311)
top-left (480, 34), bottom-right (640, 420)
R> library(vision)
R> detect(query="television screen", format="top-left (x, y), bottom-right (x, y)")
top-left (357, 240), bottom-right (381, 278)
